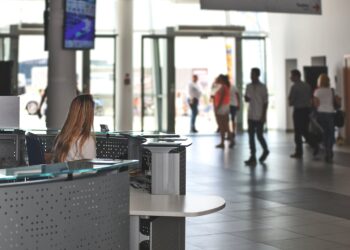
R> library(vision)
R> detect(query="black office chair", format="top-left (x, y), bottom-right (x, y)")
top-left (25, 132), bottom-right (45, 165)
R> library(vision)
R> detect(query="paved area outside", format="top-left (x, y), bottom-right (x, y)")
top-left (185, 131), bottom-right (350, 250)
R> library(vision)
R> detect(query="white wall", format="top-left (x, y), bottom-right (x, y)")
top-left (267, 0), bottom-right (350, 130)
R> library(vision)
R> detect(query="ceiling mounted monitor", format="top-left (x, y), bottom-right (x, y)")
top-left (63, 0), bottom-right (96, 50)
top-left (200, 0), bottom-right (322, 15)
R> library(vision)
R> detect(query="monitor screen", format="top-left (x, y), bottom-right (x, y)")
top-left (0, 97), bottom-right (19, 129)
top-left (63, 0), bottom-right (96, 49)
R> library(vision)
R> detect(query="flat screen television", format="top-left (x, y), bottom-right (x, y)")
top-left (63, 0), bottom-right (96, 49)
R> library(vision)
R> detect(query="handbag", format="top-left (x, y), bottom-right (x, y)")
top-left (332, 88), bottom-right (341, 110)
top-left (334, 110), bottom-right (345, 128)
top-left (308, 111), bottom-right (323, 144)
top-left (332, 89), bottom-right (345, 127)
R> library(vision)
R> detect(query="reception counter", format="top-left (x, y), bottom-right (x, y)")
top-left (0, 129), bottom-right (225, 250)
top-left (0, 159), bottom-right (138, 250)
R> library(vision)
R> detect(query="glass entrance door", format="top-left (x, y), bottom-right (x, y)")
top-left (138, 31), bottom-right (267, 134)
top-left (140, 35), bottom-right (175, 133)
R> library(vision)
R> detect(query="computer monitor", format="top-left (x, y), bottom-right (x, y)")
top-left (0, 96), bottom-right (19, 129)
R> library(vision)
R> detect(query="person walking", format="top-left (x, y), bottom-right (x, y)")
top-left (244, 68), bottom-right (269, 165)
top-left (288, 69), bottom-right (317, 158)
top-left (313, 74), bottom-right (341, 162)
top-left (188, 74), bottom-right (201, 133)
top-left (229, 83), bottom-right (240, 146)
top-left (213, 74), bottom-right (234, 148)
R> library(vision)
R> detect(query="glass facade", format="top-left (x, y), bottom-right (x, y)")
top-left (132, 1), bottom-right (271, 132)
top-left (0, 0), bottom-right (274, 131)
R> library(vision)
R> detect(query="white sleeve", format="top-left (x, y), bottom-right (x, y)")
top-left (81, 137), bottom-right (96, 159)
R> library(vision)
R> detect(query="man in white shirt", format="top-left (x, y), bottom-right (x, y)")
top-left (244, 68), bottom-right (269, 166)
top-left (188, 74), bottom-right (201, 133)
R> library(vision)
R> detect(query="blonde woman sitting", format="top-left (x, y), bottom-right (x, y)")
top-left (53, 94), bottom-right (96, 162)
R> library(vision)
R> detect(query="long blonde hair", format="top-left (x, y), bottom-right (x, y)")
top-left (317, 73), bottom-right (330, 88)
top-left (53, 94), bottom-right (95, 162)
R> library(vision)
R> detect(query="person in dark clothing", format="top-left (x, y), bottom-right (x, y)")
top-left (288, 69), bottom-right (317, 158)
top-left (188, 75), bottom-right (201, 133)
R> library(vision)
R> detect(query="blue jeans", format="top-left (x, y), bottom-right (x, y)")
top-left (189, 98), bottom-right (199, 130)
top-left (230, 105), bottom-right (238, 123)
top-left (317, 112), bottom-right (335, 158)
top-left (248, 119), bottom-right (268, 157)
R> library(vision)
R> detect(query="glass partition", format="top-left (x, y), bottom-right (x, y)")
top-left (0, 159), bottom-right (138, 183)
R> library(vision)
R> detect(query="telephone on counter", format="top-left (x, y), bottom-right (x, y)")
top-left (100, 124), bottom-right (109, 133)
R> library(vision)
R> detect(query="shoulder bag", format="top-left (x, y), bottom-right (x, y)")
top-left (332, 89), bottom-right (345, 128)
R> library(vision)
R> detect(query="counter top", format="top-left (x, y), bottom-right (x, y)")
top-left (130, 188), bottom-right (225, 217)
top-left (0, 159), bottom-right (138, 182)
top-left (142, 137), bottom-right (192, 147)
top-left (11, 129), bottom-right (191, 147)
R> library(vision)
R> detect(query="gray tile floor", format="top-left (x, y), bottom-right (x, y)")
top-left (185, 131), bottom-right (350, 250)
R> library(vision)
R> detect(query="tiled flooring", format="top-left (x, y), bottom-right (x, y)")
top-left (185, 132), bottom-right (350, 250)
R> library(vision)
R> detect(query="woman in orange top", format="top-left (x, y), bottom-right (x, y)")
top-left (214, 74), bottom-right (234, 148)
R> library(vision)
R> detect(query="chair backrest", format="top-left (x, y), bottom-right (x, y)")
top-left (25, 132), bottom-right (45, 165)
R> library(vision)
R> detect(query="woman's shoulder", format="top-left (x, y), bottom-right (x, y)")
top-left (86, 135), bottom-right (96, 143)
top-left (81, 135), bottom-right (96, 149)
top-left (315, 87), bottom-right (331, 93)
top-left (77, 134), bottom-right (95, 145)
top-left (313, 88), bottom-right (322, 95)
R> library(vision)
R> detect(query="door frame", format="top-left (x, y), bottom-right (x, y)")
top-left (344, 55), bottom-right (350, 144)
top-left (285, 59), bottom-right (298, 132)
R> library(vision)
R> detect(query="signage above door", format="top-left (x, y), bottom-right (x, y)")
top-left (200, 0), bottom-right (322, 15)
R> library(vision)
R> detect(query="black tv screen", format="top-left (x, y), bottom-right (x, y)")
top-left (63, 0), bottom-right (96, 49)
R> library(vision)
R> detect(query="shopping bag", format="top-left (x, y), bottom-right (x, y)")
top-left (334, 110), bottom-right (345, 128)
top-left (308, 112), bottom-right (323, 144)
